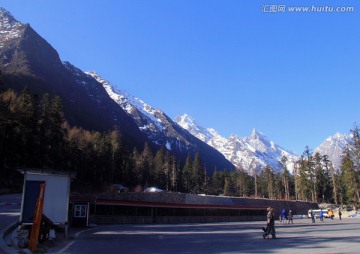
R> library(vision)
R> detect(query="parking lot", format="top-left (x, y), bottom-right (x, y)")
top-left (2, 195), bottom-right (360, 254)
top-left (54, 217), bottom-right (360, 254)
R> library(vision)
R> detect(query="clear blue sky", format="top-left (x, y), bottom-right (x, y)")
top-left (1, 0), bottom-right (360, 154)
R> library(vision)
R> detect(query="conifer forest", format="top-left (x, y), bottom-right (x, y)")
top-left (1, 87), bottom-right (360, 207)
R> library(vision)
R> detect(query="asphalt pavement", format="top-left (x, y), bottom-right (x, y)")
top-left (2, 194), bottom-right (360, 254)
top-left (52, 217), bottom-right (360, 254)
top-left (0, 194), bottom-right (22, 254)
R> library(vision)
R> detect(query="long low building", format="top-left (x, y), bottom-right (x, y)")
top-left (69, 192), bottom-right (319, 226)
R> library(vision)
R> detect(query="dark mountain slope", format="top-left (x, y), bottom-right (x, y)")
top-left (0, 15), bottom-right (148, 149)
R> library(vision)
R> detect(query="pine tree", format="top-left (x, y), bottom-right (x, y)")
top-left (163, 150), bottom-right (172, 191)
top-left (340, 147), bottom-right (360, 206)
top-left (296, 155), bottom-right (311, 201)
top-left (108, 130), bottom-right (122, 183)
top-left (154, 147), bottom-right (166, 188)
top-left (224, 174), bottom-right (231, 196)
top-left (211, 169), bottom-right (222, 195)
top-left (139, 142), bottom-right (154, 187)
top-left (264, 165), bottom-right (274, 199)
top-left (191, 152), bottom-right (204, 194)
top-left (182, 154), bottom-right (192, 193)
top-left (350, 124), bottom-right (360, 172)
top-left (281, 156), bottom-right (290, 200)
top-left (323, 155), bottom-right (338, 204)
top-left (314, 152), bottom-right (331, 203)
top-left (16, 87), bottom-right (36, 167)
top-left (0, 90), bottom-right (18, 179)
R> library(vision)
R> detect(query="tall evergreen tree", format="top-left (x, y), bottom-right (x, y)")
top-left (154, 147), bottom-right (166, 188)
top-left (211, 169), bottom-right (223, 195)
top-left (350, 124), bottom-right (360, 172)
top-left (323, 155), bottom-right (338, 204)
top-left (191, 152), bottom-right (204, 194)
top-left (314, 152), bottom-right (330, 203)
top-left (263, 165), bottom-right (275, 199)
top-left (281, 156), bottom-right (290, 200)
top-left (340, 147), bottom-right (360, 206)
top-left (182, 154), bottom-right (192, 192)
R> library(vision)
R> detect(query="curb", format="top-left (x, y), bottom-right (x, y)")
top-left (0, 203), bottom-right (21, 206)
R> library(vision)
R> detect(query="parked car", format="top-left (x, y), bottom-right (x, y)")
top-left (144, 187), bottom-right (164, 193)
top-left (109, 184), bottom-right (129, 193)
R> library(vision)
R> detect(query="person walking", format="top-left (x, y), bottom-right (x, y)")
top-left (329, 210), bottom-right (334, 220)
top-left (338, 209), bottom-right (342, 220)
top-left (263, 207), bottom-right (276, 239)
top-left (319, 209), bottom-right (324, 222)
top-left (281, 209), bottom-right (286, 224)
top-left (287, 210), bottom-right (293, 224)
top-left (310, 209), bottom-right (315, 223)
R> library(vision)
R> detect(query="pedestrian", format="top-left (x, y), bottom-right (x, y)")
top-left (319, 209), bottom-right (324, 222)
top-left (329, 210), bottom-right (334, 220)
top-left (338, 209), bottom-right (342, 220)
top-left (288, 210), bottom-right (293, 224)
top-left (310, 209), bottom-right (315, 223)
top-left (263, 207), bottom-right (276, 239)
top-left (281, 209), bottom-right (286, 224)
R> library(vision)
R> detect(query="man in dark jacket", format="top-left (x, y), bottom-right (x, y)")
top-left (263, 207), bottom-right (276, 239)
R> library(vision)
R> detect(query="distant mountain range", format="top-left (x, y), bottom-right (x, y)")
top-left (175, 114), bottom-right (299, 174)
top-left (176, 114), bottom-right (352, 173)
top-left (0, 7), bottom-right (352, 175)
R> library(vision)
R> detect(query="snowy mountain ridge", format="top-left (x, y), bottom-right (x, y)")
top-left (175, 114), bottom-right (299, 174)
top-left (86, 71), bottom-right (235, 172)
top-left (314, 132), bottom-right (352, 171)
top-left (0, 7), bottom-right (23, 49)
top-left (86, 71), bottom-right (351, 175)
top-left (87, 71), bottom-right (170, 147)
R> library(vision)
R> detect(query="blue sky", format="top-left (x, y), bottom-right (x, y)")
top-left (1, 0), bottom-right (360, 154)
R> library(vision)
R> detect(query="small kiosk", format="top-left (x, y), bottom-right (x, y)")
top-left (18, 168), bottom-right (76, 236)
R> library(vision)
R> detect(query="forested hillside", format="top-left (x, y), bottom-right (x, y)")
top-left (1, 86), bottom-right (360, 208)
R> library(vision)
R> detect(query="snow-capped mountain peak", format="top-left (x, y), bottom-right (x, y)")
top-left (175, 114), bottom-right (197, 131)
top-left (175, 115), bottom-right (299, 174)
top-left (174, 114), bottom-right (215, 143)
top-left (0, 7), bottom-right (20, 28)
top-left (314, 132), bottom-right (352, 171)
top-left (0, 7), bottom-right (23, 49)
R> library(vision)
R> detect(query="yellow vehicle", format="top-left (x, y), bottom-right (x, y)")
top-left (308, 209), bottom-right (329, 218)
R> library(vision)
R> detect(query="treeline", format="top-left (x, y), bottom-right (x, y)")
top-left (1, 88), bottom-right (360, 207)
top-left (0, 88), bottom-right (231, 193)
top-left (290, 125), bottom-right (360, 208)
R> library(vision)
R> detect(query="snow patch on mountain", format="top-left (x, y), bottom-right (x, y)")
top-left (175, 114), bottom-right (299, 174)
top-left (314, 132), bottom-right (352, 171)
top-left (87, 71), bottom-right (165, 131)
top-left (0, 7), bottom-right (23, 48)
top-left (86, 71), bottom-right (177, 147)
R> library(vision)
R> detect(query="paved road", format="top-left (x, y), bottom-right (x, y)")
top-left (0, 194), bottom-right (21, 254)
top-left (55, 217), bottom-right (360, 254)
top-left (0, 194), bottom-right (21, 230)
